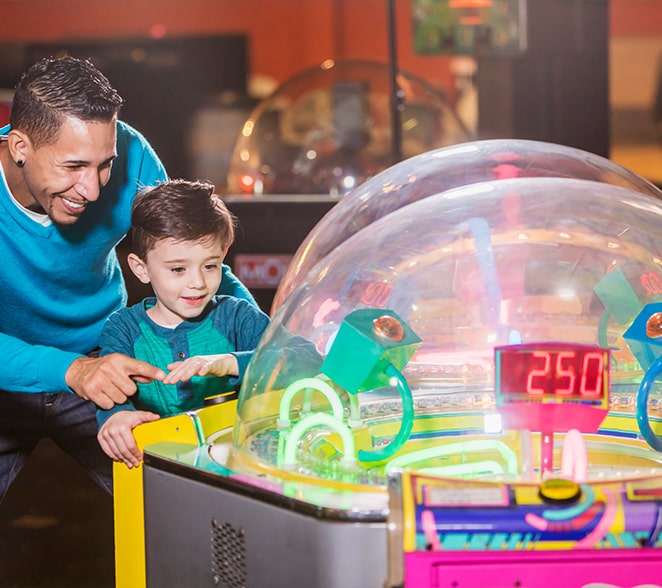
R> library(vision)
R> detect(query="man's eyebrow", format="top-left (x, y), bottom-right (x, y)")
top-left (63, 154), bottom-right (117, 166)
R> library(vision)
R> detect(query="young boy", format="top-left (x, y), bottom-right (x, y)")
top-left (96, 179), bottom-right (270, 468)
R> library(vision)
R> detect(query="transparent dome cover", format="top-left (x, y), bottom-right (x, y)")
top-left (272, 139), bottom-right (662, 312)
top-left (224, 176), bottom-right (662, 503)
top-left (226, 59), bottom-right (471, 196)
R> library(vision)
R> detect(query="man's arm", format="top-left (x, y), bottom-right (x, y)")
top-left (0, 331), bottom-right (164, 409)
top-left (0, 330), bottom-right (81, 394)
top-left (219, 264), bottom-right (258, 306)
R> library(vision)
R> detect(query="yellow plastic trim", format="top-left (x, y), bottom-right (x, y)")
top-left (113, 401), bottom-right (237, 588)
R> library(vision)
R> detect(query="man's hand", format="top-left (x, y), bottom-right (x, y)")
top-left (163, 354), bottom-right (239, 385)
top-left (97, 409), bottom-right (160, 468)
top-left (66, 353), bottom-right (166, 410)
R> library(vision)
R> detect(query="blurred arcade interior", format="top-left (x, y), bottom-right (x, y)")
top-left (0, 1), bottom-right (661, 587)
top-left (0, 1), bottom-right (660, 315)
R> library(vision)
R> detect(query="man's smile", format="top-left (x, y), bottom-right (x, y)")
top-left (60, 196), bottom-right (88, 212)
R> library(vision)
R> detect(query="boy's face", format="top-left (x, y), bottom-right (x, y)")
top-left (129, 234), bottom-right (227, 327)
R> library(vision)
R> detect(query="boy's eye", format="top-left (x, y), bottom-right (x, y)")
top-left (170, 267), bottom-right (186, 274)
top-left (204, 264), bottom-right (220, 271)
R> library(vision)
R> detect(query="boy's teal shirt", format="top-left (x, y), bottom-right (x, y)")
top-left (96, 295), bottom-right (270, 425)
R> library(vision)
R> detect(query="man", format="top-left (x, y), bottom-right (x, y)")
top-left (0, 56), bottom-right (253, 498)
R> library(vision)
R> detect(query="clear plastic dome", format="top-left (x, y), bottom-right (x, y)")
top-left (226, 59), bottom-right (472, 196)
top-left (273, 139), bottom-right (662, 311)
top-left (218, 175), bottom-right (662, 510)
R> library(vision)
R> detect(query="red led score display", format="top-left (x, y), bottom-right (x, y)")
top-left (495, 343), bottom-right (609, 408)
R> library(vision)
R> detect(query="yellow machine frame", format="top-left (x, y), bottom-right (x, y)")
top-left (112, 400), bottom-right (238, 588)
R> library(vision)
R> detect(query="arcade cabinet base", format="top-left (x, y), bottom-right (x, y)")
top-left (142, 454), bottom-right (387, 588)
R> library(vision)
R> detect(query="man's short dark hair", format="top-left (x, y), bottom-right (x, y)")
top-left (10, 55), bottom-right (124, 147)
top-left (131, 179), bottom-right (236, 260)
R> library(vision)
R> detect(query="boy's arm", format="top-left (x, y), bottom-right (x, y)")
top-left (97, 409), bottom-right (160, 468)
top-left (163, 354), bottom-right (238, 384)
top-left (96, 308), bottom-right (160, 467)
top-left (97, 400), bottom-right (136, 428)
top-left (96, 310), bottom-right (142, 425)
top-left (230, 300), bottom-right (272, 381)
top-left (163, 299), bottom-right (270, 386)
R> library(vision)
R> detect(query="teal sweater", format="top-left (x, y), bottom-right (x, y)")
top-left (96, 295), bottom-right (270, 425)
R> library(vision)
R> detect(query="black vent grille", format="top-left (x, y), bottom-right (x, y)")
top-left (210, 518), bottom-right (247, 588)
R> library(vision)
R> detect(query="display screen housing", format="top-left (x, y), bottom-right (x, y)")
top-left (495, 343), bottom-right (609, 408)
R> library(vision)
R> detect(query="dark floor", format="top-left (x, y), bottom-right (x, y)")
top-left (0, 438), bottom-right (115, 588)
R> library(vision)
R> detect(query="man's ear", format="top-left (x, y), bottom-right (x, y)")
top-left (7, 129), bottom-right (30, 165)
top-left (127, 253), bottom-right (151, 284)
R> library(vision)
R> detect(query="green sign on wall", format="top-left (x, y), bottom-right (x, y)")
top-left (413, 0), bottom-right (526, 56)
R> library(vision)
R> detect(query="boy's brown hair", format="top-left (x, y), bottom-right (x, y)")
top-left (131, 179), bottom-right (236, 260)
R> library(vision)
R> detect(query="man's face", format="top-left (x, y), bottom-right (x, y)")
top-left (21, 115), bottom-right (117, 225)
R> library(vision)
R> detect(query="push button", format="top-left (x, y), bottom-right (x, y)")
top-left (539, 478), bottom-right (582, 504)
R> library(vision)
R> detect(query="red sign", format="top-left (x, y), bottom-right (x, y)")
top-left (234, 254), bottom-right (292, 288)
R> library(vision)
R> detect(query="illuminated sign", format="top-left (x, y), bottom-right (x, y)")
top-left (234, 254), bottom-right (292, 288)
top-left (412, 0), bottom-right (526, 56)
top-left (495, 343), bottom-right (609, 408)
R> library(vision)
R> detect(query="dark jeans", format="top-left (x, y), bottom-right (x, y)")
top-left (0, 391), bottom-right (112, 502)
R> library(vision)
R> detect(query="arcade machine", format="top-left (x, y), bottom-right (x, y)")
top-left (120, 140), bottom-right (662, 587)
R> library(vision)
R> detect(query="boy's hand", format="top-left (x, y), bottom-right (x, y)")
top-left (164, 354), bottom-right (238, 384)
top-left (97, 409), bottom-right (160, 468)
